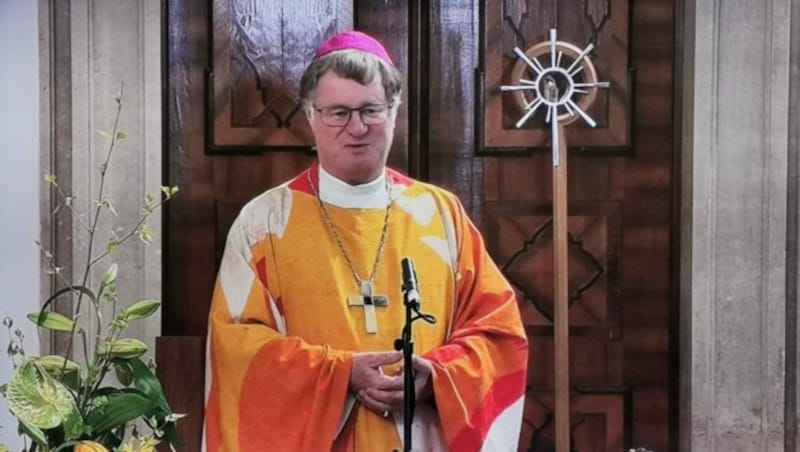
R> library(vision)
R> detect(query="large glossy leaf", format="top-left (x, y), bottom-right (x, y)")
top-left (128, 358), bottom-right (181, 445)
top-left (17, 418), bottom-right (48, 448)
top-left (85, 391), bottom-right (157, 434)
top-left (5, 361), bottom-right (79, 430)
top-left (128, 358), bottom-right (167, 409)
top-left (113, 360), bottom-right (133, 387)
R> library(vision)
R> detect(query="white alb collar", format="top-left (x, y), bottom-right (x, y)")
top-left (318, 165), bottom-right (390, 209)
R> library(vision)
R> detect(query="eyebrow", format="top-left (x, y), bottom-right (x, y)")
top-left (317, 102), bottom-right (387, 109)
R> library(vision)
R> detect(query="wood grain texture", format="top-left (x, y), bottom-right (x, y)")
top-left (156, 337), bottom-right (205, 452)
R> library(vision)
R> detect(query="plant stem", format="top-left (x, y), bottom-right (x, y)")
top-left (68, 84), bottom-right (124, 411)
top-left (87, 198), bottom-right (168, 268)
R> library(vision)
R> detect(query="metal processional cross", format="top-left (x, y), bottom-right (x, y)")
top-left (500, 29), bottom-right (609, 452)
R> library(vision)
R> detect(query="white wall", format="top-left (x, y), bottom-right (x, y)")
top-left (0, 0), bottom-right (41, 448)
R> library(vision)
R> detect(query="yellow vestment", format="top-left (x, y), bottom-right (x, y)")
top-left (205, 166), bottom-right (527, 451)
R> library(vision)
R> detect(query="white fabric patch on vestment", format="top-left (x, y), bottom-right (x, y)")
top-left (241, 185), bottom-right (293, 239)
top-left (392, 402), bottom-right (447, 451)
top-left (267, 293), bottom-right (287, 335)
top-left (395, 192), bottom-right (436, 226)
top-left (219, 235), bottom-right (255, 322)
top-left (480, 395), bottom-right (524, 452)
top-left (439, 203), bottom-right (458, 269)
top-left (221, 184), bottom-right (293, 321)
top-left (421, 236), bottom-right (453, 269)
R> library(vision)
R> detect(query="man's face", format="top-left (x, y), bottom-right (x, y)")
top-left (306, 72), bottom-right (396, 185)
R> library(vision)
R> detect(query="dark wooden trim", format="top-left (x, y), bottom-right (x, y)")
top-left (407, 0), bottom-right (429, 180)
top-left (159, 0), bottom-right (169, 335)
top-left (47, 0), bottom-right (74, 358)
top-left (785, 0), bottom-right (800, 448)
top-left (670, 0), bottom-right (685, 451)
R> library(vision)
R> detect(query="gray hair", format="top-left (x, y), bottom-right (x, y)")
top-left (299, 49), bottom-right (403, 105)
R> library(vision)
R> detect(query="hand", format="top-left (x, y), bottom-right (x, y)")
top-left (359, 356), bottom-right (434, 415)
top-left (350, 351), bottom-right (403, 415)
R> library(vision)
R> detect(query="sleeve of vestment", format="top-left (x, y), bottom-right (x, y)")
top-left (423, 195), bottom-right (529, 452)
top-left (204, 210), bottom-right (354, 452)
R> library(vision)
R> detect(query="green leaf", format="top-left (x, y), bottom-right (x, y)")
top-left (114, 360), bottom-right (133, 387)
top-left (128, 358), bottom-right (167, 410)
top-left (17, 418), bottom-right (48, 448)
top-left (121, 299), bottom-right (160, 321)
top-left (116, 131), bottom-right (128, 140)
top-left (27, 311), bottom-right (75, 333)
top-left (5, 361), bottom-right (79, 430)
top-left (128, 358), bottom-right (183, 446)
top-left (137, 224), bottom-right (153, 244)
top-left (99, 130), bottom-right (113, 139)
top-left (85, 391), bottom-right (157, 434)
top-left (107, 238), bottom-right (119, 255)
top-left (62, 407), bottom-right (87, 440)
top-left (43, 174), bottom-right (57, 184)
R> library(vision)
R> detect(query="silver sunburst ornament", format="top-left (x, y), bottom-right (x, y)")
top-left (500, 28), bottom-right (609, 165)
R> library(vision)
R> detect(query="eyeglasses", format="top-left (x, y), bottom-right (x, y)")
top-left (313, 103), bottom-right (393, 127)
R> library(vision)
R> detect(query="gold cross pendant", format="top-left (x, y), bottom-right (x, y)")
top-left (348, 281), bottom-right (388, 334)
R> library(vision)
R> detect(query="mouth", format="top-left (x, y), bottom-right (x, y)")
top-left (344, 143), bottom-right (371, 151)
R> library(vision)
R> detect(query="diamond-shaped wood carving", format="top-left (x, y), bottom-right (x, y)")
top-left (521, 388), bottom-right (629, 451)
top-left (486, 201), bottom-right (621, 337)
top-left (505, 220), bottom-right (604, 322)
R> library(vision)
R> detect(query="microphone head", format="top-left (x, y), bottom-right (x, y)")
top-left (401, 257), bottom-right (414, 285)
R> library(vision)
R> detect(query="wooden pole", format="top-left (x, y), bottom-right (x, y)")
top-left (553, 123), bottom-right (570, 452)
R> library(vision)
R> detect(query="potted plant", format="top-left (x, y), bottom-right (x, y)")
top-left (0, 91), bottom-right (182, 452)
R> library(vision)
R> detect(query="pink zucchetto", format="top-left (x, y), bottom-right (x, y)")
top-left (314, 30), bottom-right (394, 66)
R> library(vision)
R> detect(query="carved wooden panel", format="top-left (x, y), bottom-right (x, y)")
top-left (487, 201), bottom-right (622, 337)
top-left (208, 0), bottom-right (353, 153)
top-left (521, 388), bottom-right (630, 451)
top-left (479, 0), bottom-right (631, 153)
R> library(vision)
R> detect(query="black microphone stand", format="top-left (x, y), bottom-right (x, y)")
top-left (395, 259), bottom-right (436, 452)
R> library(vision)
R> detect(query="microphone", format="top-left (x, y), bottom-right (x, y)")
top-left (401, 257), bottom-right (421, 306)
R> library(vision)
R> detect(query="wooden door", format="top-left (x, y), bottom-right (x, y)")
top-left (163, 1), bottom-right (676, 451)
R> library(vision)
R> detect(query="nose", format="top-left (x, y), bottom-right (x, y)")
top-left (345, 111), bottom-right (369, 135)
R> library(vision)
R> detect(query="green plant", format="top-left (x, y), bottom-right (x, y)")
top-left (0, 89), bottom-right (181, 452)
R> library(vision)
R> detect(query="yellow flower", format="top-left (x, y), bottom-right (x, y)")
top-left (118, 437), bottom-right (160, 452)
top-left (74, 441), bottom-right (109, 452)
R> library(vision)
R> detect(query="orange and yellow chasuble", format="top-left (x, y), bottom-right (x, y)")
top-left (205, 166), bottom-right (528, 451)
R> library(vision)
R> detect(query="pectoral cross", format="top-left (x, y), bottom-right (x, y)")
top-left (348, 280), bottom-right (388, 334)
